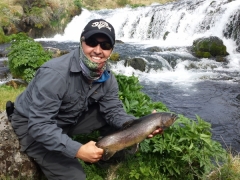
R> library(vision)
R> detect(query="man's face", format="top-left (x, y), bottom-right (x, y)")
top-left (81, 34), bottom-right (113, 68)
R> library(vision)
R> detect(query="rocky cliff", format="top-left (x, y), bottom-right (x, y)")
top-left (0, 0), bottom-right (81, 39)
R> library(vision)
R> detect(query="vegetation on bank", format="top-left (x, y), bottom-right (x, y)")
top-left (7, 33), bottom-right (52, 82)
top-left (80, 74), bottom-right (226, 179)
top-left (0, 0), bottom-right (82, 42)
top-left (82, 0), bottom-right (175, 10)
top-left (1, 32), bottom-right (240, 180)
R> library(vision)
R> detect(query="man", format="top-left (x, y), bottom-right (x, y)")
top-left (10, 19), bottom-right (163, 179)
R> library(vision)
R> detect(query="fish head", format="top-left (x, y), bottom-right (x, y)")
top-left (161, 113), bottom-right (178, 128)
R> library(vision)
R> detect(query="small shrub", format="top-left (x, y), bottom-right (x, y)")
top-left (116, 74), bottom-right (168, 117)
top-left (74, 0), bottom-right (82, 8)
top-left (7, 32), bottom-right (52, 83)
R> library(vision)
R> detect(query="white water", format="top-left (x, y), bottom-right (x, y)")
top-left (37, 0), bottom-right (240, 86)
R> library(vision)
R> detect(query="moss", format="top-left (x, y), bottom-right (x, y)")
top-left (209, 42), bottom-right (227, 56)
top-left (196, 51), bottom-right (211, 58)
top-left (203, 52), bottom-right (212, 58)
top-left (0, 27), bottom-right (11, 43)
top-left (193, 37), bottom-right (228, 58)
top-left (110, 52), bottom-right (120, 61)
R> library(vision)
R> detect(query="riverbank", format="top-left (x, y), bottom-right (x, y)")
top-left (82, 0), bottom-right (175, 9)
top-left (0, 0), bottom-right (82, 41)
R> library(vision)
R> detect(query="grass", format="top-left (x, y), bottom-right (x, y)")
top-left (206, 152), bottom-right (240, 180)
top-left (0, 84), bottom-right (25, 112)
top-left (83, 0), bottom-right (175, 10)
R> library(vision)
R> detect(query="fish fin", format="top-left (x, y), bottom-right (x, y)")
top-left (126, 143), bottom-right (139, 154)
top-left (122, 120), bottom-right (140, 129)
top-left (97, 136), bottom-right (103, 141)
top-left (101, 149), bottom-right (117, 161)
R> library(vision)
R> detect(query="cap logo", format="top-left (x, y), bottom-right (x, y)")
top-left (92, 21), bottom-right (111, 31)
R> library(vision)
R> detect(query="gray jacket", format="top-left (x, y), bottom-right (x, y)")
top-left (12, 48), bottom-right (135, 158)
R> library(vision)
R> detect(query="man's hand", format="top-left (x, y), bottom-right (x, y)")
top-left (147, 109), bottom-right (164, 138)
top-left (76, 141), bottom-right (103, 163)
top-left (147, 128), bottom-right (164, 138)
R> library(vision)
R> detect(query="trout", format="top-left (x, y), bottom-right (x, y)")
top-left (96, 112), bottom-right (178, 161)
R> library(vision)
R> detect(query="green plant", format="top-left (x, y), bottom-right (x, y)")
top-left (122, 115), bottom-right (227, 179)
top-left (74, 0), bottom-right (82, 8)
top-left (7, 32), bottom-right (52, 83)
top-left (116, 74), bottom-right (168, 117)
top-left (116, 0), bottom-right (129, 7)
top-left (101, 74), bottom-right (226, 179)
top-left (0, 27), bottom-right (11, 43)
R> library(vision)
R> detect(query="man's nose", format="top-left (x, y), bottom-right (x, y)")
top-left (93, 44), bottom-right (102, 53)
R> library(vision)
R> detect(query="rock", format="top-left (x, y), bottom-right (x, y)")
top-left (0, 111), bottom-right (42, 180)
top-left (0, 66), bottom-right (10, 82)
top-left (44, 47), bottom-right (69, 58)
top-left (0, 43), bottom-right (10, 57)
top-left (236, 94), bottom-right (240, 101)
top-left (5, 79), bottom-right (28, 88)
top-left (237, 46), bottom-right (240, 53)
top-left (192, 36), bottom-right (229, 60)
top-left (163, 31), bottom-right (170, 40)
top-left (0, 50), bottom-right (8, 57)
top-left (116, 40), bottom-right (124, 44)
top-left (124, 58), bottom-right (147, 72)
top-left (144, 46), bottom-right (163, 52)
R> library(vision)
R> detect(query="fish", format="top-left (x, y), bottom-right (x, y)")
top-left (96, 112), bottom-right (178, 161)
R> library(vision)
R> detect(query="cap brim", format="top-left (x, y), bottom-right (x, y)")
top-left (82, 30), bottom-right (115, 45)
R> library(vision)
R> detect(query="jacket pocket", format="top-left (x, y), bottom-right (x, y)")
top-left (58, 91), bottom-right (87, 123)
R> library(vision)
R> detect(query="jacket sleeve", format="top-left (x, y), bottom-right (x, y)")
top-left (27, 67), bottom-right (81, 158)
top-left (99, 74), bottom-right (136, 128)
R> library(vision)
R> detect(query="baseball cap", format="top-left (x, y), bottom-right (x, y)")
top-left (81, 19), bottom-right (115, 45)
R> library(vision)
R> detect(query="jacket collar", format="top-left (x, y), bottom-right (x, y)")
top-left (70, 48), bottom-right (81, 73)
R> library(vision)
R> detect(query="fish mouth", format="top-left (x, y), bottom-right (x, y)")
top-left (172, 113), bottom-right (178, 121)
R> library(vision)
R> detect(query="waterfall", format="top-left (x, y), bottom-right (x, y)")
top-left (36, 0), bottom-right (240, 74)
top-left (39, 0), bottom-right (240, 73)
top-left (50, 0), bottom-right (240, 47)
